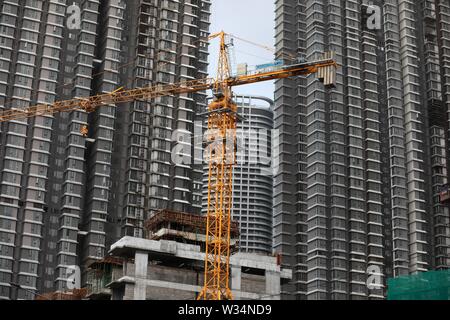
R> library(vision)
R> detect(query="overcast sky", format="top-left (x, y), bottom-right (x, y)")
top-left (208, 0), bottom-right (275, 99)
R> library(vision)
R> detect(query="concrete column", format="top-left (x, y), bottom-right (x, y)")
top-left (112, 286), bottom-right (125, 300)
top-left (231, 266), bottom-right (241, 300)
top-left (265, 270), bottom-right (281, 300)
top-left (123, 283), bottom-right (135, 300)
top-left (133, 250), bottom-right (148, 300)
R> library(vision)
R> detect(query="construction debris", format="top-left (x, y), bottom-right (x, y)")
top-left (35, 288), bottom-right (88, 301)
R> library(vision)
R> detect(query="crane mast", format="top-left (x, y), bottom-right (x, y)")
top-left (0, 31), bottom-right (337, 301)
top-left (198, 31), bottom-right (237, 300)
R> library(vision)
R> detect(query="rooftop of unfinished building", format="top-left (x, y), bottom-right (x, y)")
top-left (108, 236), bottom-right (292, 279)
top-left (144, 209), bottom-right (240, 237)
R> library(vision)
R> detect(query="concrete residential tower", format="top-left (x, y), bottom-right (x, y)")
top-left (274, 0), bottom-right (450, 299)
top-left (0, 0), bottom-right (211, 299)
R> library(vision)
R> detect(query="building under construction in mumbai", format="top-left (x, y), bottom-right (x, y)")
top-left (39, 210), bottom-right (291, 300)
top-left (0, 0), bottom-right (336, 300)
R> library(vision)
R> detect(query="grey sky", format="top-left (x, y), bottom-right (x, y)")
top-left (208, 0), bottom-right (275, 99)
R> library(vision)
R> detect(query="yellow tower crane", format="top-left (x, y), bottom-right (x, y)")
top-left (0, 31), bottom-right (337, 300)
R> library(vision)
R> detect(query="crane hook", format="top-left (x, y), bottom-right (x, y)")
top-left (80, 125), bottom-right (89, 137)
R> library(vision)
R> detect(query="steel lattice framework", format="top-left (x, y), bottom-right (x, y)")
top-left (197, 31), bottom-right (236, 300)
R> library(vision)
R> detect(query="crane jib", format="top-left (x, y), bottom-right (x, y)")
top-left (0, 58), bottom-right (336, 123)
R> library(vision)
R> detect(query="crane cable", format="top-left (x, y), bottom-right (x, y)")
top-left (227, 33), bottom-right (298, 62)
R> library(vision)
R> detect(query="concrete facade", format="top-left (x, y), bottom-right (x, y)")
top-left (274, 0), bottom-right (450, 300)
top-left (105, 236), bottom-right (291, 300)
top-left (0, 0), bottom-right (211, 299)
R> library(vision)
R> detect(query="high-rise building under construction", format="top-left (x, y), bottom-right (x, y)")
top-left (0, 0), bottom-right (211, 299)
top-left (274, 0), bottom-right (450, 299)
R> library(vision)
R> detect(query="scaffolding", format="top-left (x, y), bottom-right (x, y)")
top-left (35, 288), bottom-right (88, 300)
top-left (85, 257), bottom-right (124, 299)
top-left (144, 209), bottom-right (240, 252)
top-left (387, 269), bottom-right (450, 300)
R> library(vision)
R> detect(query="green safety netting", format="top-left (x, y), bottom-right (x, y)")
top-left (387, 269), bottom-right (450, 300)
